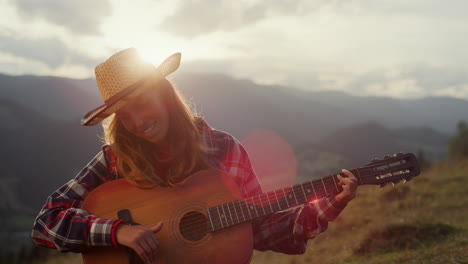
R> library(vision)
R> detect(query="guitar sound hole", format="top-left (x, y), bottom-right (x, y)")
top-left (179, 211), bottom-right (208, 241)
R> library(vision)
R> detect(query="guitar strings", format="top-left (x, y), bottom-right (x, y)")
top-left (180, 159), bottom-right (412, 231)
top-left (176, 183), bottom-right (336, 232)
top-left (179, 168), bottom-right (409, 232)
top-left (181, 179), bottom-right (336, 229)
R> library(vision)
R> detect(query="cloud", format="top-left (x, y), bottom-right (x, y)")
top-left (401, 65), bottom-right (468, 91)
top-left (0, 34), bottom-right (100, 69)
top-left (158, 0), bottom-right (329, 38)
top-left (14, 0), bottom-right (112, 35)
top-left (344, 65), bottom-right (468, 99)
top-left (179, 59), bottom-right (234, 75)
top-left (337, 0), bottom-right (468, 20)
top-left (434, 84), bottom-right (468, 99)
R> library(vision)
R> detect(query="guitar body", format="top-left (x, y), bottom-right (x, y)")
top-left (81, 169), bottom-right (253, 264)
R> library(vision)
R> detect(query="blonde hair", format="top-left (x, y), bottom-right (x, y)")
top-left (103, 78), bottom-right (211, 187)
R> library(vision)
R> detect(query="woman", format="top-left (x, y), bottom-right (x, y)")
top-left (32, 48), bottom-right (358, 264)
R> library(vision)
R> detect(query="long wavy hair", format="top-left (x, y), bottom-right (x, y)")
top-left (102, 78), bottom-right (212, 187)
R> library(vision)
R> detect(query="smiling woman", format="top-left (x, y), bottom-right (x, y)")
top-left (31, 47), bottom-right (358, 264)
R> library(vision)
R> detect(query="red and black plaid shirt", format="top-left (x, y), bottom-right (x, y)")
top-left (32, 119), bottom-right (346, 254)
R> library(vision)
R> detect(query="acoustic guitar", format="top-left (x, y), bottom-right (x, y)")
top-left (81, 153), bottom-right (420, 264)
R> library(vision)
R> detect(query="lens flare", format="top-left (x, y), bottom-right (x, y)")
top-left (241, 129), bottom-right (297, 193)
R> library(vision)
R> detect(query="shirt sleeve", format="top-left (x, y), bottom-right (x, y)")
top-left (220, 134), bottom-right (348, 254)
top-left (31, 146), bottom-right (122, 252)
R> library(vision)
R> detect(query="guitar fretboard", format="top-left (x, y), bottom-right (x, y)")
top-left (207, 169), bottom-right (361, 232)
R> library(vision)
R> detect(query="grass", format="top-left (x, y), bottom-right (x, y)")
top-left (252, 159), bottom-right (468, 264)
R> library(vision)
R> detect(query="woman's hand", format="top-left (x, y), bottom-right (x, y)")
top-left (115, 221), bottom-right (163, 264)
top-left (335, 169), bottom-right (358, 204)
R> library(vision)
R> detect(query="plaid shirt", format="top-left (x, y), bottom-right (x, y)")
top-left (32, 119), bottom-right (346, 254)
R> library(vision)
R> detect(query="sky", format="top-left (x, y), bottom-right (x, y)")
top-left (1, 0), bottom-right (468, 100)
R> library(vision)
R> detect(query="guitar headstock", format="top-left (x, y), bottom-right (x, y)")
top-left (358, 153), bottom-right (420, 187)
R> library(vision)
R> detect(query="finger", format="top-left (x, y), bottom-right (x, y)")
top-left (342, 169), bottom-right (357, 180)
top-left (337, 174), bottom-right (353, 185)
top-left (151, 222), bottom-right (164, 233)
top-left (148, 232), bottom-right (160, 250)
top-left (137, 240), bottom-right (153, 264)
top-left (144, 232), bottom-right (159, 257)
top-left (341, 185), bottom-right (350, 193)
top-left (337, 174), bottom-right (346, 185)
top-left (133, 244), bottom-right (151, 264)
top-left (341, 178), bottom-right (354, 186)
top-left (141, 237), bottom-right (157, 263)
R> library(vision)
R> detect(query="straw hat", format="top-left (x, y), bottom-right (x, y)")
top-left (81, 48), bottom-right (181, 126)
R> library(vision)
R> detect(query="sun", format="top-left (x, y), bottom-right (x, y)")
top-left (134, 45), bottom-right (173, 66)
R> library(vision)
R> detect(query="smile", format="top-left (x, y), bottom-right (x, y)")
top-left (142, 121), bottom-right (158, 135)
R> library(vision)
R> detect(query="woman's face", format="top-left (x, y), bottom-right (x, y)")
top-left (116, 83), bottom-right (170, 145)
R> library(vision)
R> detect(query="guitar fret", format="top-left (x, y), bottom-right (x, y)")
top-left (216, 206), bottom-right (224, 229)
top-left (303, 181), bottom-right (313, 200)
top-left (325, 177), bottom-right (333, 194)
top-left (237, 200), bottom-right (245, 222)
top-left (355, 168), bottom-right (363, 185)
top-left (332, 175), bottom-right (339, 193)
top-left (260, 197), bottom-right (266, 215)
top-left (292, 186), bottom-right (299, 205)
top-left (282, 188), bottom-right (290, 208)
top-left (229, 203), bottom-right (240, 224)
top-left (300, 184), bottom-right (307, 202)
top-left (321, 178), bottom-right (328, 196)
top-left (310, 182), bottom-right (318, 199)
top-left (242, 200), bottom-right (251, 221)
top-left (222, 204), bottom-right (232, 226)
top-left (226, 203), bottom-right (235, 225)
top-left (274, 190), bottom-right (282, 210)
top-left (250, 196), bottom-right (259, 217)
top-left (243, 200), bottom-right (252, 221)
top-left (266, 193), bottom-right (274, 213)
top-left (207, 208), bottom-right (215, 231)
top-left (221, 205), bottom-right (229, 226)
top-left (313, 180), bottom-right (323, 198)
top-left (232, 203), bottom-right (238, 224)
top-left (230, 203), bottom-right (237, 225)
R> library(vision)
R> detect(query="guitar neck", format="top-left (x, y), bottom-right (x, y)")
top-left (207, 168), bottom-right (362, 232)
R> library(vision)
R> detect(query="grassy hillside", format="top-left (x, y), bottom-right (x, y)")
top-left (12, 158), bottom-right (467, 264)
top-left (252, 159), bottom-right (468, 264)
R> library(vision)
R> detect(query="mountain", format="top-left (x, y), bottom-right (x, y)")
top-left (0, 99), bottom-right (102, 209)
top-left (0, 72), bottom-right (457, 208)
top-left (0, 73), bottom-right (99, 121)
top-left (1, 72), bottom-right (466, 142)
top-left (172, 74), bottom-right (371, 143)
top-left (294, 122), bottom-right (449, 182)
top-left (307, 90), bottom-right (468, 134)
top-left (171, 73), bottom-right (467, 141)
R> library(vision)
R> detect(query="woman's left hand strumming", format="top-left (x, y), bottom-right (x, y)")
top-left (335, 169), bottom-right (359, 204)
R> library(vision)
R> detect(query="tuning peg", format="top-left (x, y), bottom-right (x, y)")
top-left (402, 179), bottom-right (407, 184)
top-left (396, 152), bottom-right (404, 156)
top-left (384, 155), bottom-right (391, 159)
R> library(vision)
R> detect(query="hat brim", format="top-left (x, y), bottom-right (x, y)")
top-left (81, 52), bottom-right (181, 126)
